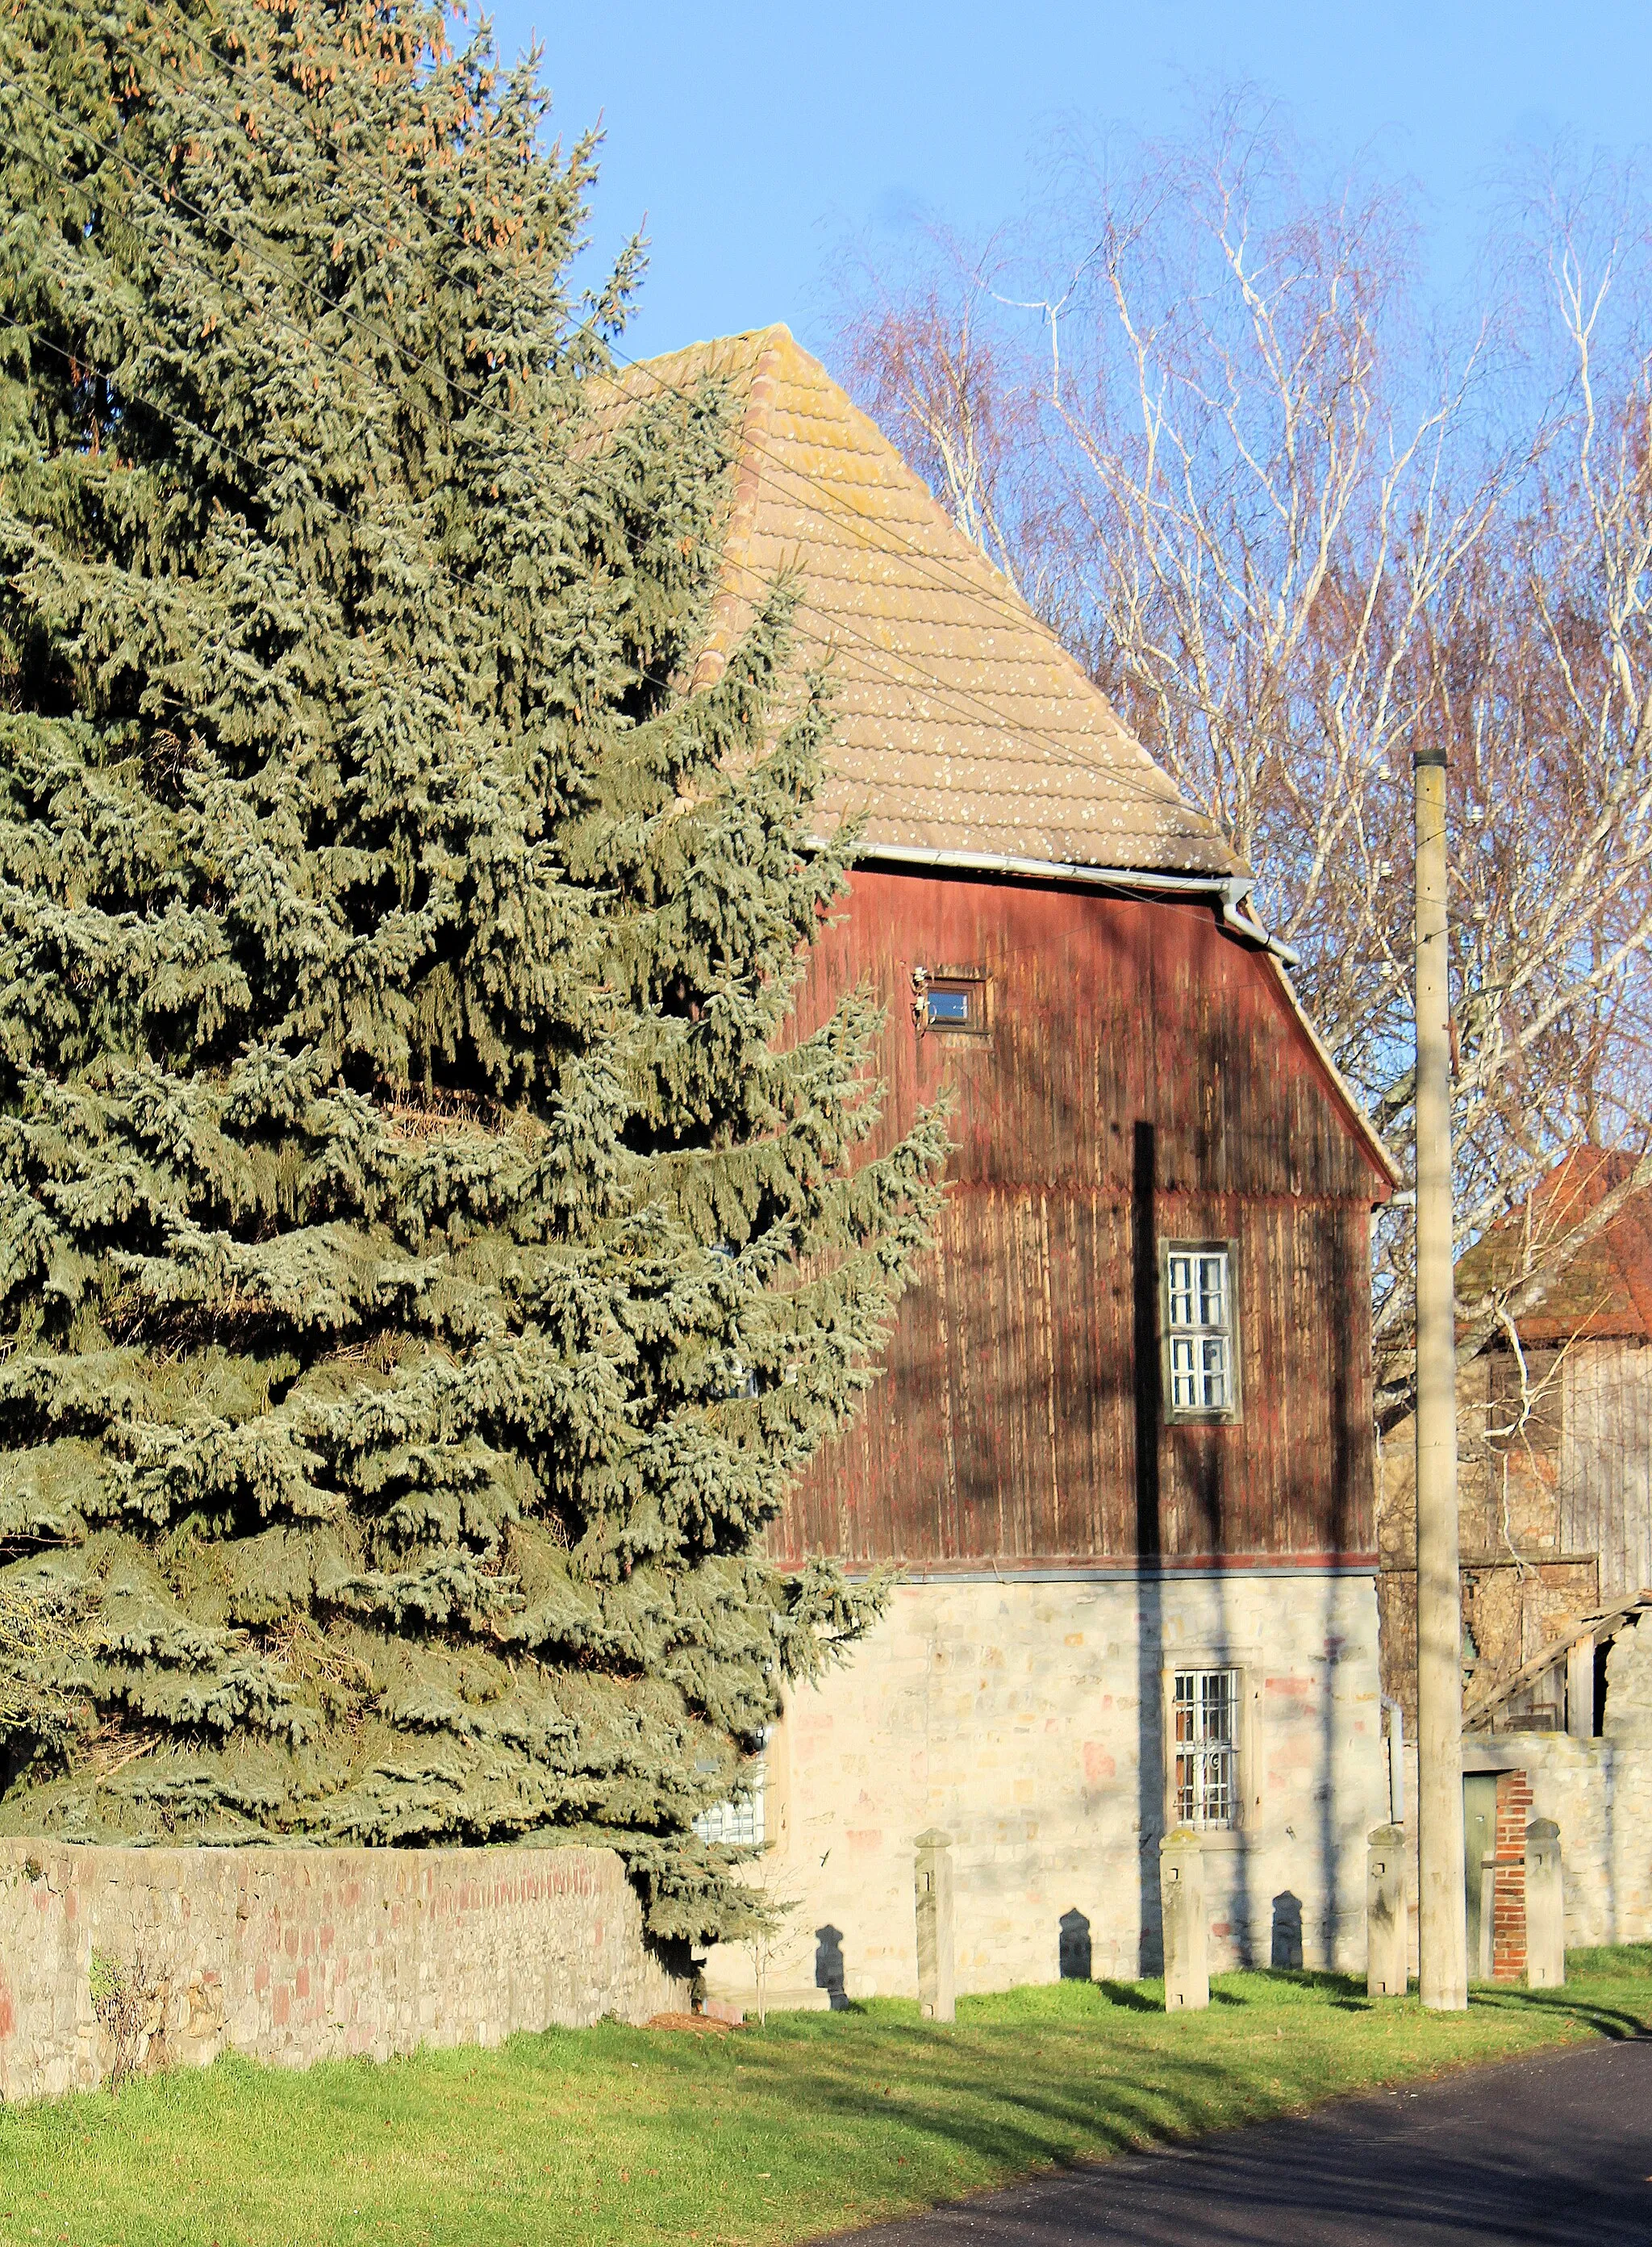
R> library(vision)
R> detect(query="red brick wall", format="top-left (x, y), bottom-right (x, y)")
top-left (1491, 1769), bottom-right (1533, 1983)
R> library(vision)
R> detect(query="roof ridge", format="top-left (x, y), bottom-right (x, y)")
top-left (689, 331), bottom-right (787, 697)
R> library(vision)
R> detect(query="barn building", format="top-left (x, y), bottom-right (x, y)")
top-left (1381, 1145), bottom-right (1652, 1731)
top-left (1379, 1149), bottom-right (1652, 1961)
top-left (617, 328), bottom-right (1399, 2003)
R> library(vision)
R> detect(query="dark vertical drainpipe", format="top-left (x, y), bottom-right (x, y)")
top-left (1133, 1121), bottom-right (1165, 1972)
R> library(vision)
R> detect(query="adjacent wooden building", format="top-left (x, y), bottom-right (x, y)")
top-left (1381, 1147), bottom-right (1652, 1735)
top-left (1370, 1150), bottom-right (1652, 1959)
top-left (615, 328), bottom-right (1397, 2000)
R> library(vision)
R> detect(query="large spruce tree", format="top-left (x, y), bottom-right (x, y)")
top-left (0, 0), bottom-right (944, 1933)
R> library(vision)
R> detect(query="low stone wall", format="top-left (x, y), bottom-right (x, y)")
top-left (0, 1842), bottom-right (686, 2103)
top-left (1491, 1734), bottom-right (1652, 1948)
top-left (1463, 1618), bottom-right (1652, 1952)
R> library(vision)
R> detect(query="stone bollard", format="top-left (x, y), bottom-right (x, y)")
top-left (1525, 1819), bottom-right (1565, 1990)
top-left (1365, 1823), bottom-right (1408, 1997)
top-left (914, 1829), bottom-right (956, 2023)
top-left (1159, 1825), bottom-right (1208, 2011)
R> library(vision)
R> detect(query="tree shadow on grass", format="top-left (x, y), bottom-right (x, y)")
top-left (1096, 1980), bottom-right (1161, 2014)
top-left (1470, 1986), bottom-right (1649, 2043)
top-left (733, 1972), bottom-right (1652, 2220)
top-left (811, 2043), bottom-right (1652, 2247)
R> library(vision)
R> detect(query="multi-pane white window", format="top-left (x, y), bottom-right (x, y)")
top-left (1163, 1244), bottom-right (1237, 1418)
top-left (1173, 1668), bottom-right (1239, 1828)
top-left (691, 1744), bottom-right (767, 1848)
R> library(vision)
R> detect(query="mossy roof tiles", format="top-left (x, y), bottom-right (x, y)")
top-left (605, 325), bottom-right (1241, 879)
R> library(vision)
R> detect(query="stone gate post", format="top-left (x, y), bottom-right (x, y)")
top-left (1366, 1822), bottom-right (1408, 1997)
top-left (1159, 1826), bottom-right (1208, 2011)
top-left (1525, 1819), bottom-right (1565, 1990)
top-left (914, 1829), bottom-right (955, 2024)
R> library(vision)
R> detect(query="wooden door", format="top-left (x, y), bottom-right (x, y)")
top-left (1463, 1773), bottom-right (1498, 1980)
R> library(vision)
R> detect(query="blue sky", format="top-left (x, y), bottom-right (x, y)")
top-left (479, 2), bottom-right (1652, 367)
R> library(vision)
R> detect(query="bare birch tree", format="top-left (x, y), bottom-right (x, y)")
top-left (832, 228), bottom-right (1046, 600)
top-left (830, 106), bottom-right (1652, 1423)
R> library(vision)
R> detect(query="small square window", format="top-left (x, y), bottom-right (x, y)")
top-left (918, 969), bottom-right (989, 1036)
top-left (1161, 1240), bottom-right (1241, 1422)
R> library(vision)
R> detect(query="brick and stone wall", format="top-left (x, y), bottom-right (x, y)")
top-left (702, 1568), bottom-right (1387, 2008)
top-left (1489, 1768), bottom-right (1533, 1982)
top-left (0, 1843), bottom-right (686, 2103)
top-left (1461, 1617), bottom-right (1652, 1953)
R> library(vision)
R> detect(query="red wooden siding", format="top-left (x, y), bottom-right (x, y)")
top-left (774, 867), bottom-right (1386, 1568)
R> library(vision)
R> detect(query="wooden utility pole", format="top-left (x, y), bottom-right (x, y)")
top-left (1413, 744), bottom-right (1467, 2010)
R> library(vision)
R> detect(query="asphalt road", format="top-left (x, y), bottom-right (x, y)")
top-left (832, 2036), bottom-right (1652, 2245)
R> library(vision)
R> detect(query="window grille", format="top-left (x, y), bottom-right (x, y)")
top-left (692, 1748), bottom-right (766, 1848)
top-left (1173, 1668), bottom-right (1239, 1828)
top-left (1163, 1244), bottom-right (1237, 1418)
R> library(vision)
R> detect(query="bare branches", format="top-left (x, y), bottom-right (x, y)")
top-left (830, 230), bottom-right (1045, 599)
top-left (830, 109), bottom-right (1652, 1414)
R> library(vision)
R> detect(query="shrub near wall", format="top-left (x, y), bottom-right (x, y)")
top-left (0, 1843), bottom-right (687, 2102)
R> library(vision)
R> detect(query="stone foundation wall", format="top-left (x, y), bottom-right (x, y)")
top-left (702, 1568), bottom-right (1386, 2008)
top-left (0, 1843), bottom-right (686, 2104)
top-left (1464, 1618), bottom-right (1652, 1951)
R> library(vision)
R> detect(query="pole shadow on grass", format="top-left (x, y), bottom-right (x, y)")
top-left (762, 1981), bottom-right (1650, 2232)
top-left (1096, 1979), bottom-right (1160, 2013)
top-left (1471, 1986), bottom-right (1650, 2042)
top-left (816, 1925), bottom-right (849, 2010)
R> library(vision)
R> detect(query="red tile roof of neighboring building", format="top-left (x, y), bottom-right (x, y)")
top-left (1457, 1146), bottom-right (1652, 1343)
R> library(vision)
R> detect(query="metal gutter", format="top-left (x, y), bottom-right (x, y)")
top-left (836, 840), bottom-right (1304, 967)
top-left (830, 837), bottom-right (1281, 936)
top-left (832, 837), bottom-right (1398, 1190)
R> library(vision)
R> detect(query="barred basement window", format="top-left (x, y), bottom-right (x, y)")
top-left (1161, 1241), bottom-right (1241, 1422)
top-left (691, 1743), bottom-right (767, 1848)
top-left (1173, 1668), bottom-right (1239, 1829)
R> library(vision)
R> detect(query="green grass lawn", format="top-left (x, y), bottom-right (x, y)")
top-left (3, 1953), bottom-right (1649, 2247)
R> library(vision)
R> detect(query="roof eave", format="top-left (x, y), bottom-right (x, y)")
top-left (834, 837), bottom-right (1401, 1194)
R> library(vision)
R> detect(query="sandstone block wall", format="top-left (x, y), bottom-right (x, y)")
top-left (1487, 1617), bottom-right (1652, 1949)
top-left (0, 1843), bottom-right (686, 2103)
top-left (703, 1568), bottom-right (1386, 2007)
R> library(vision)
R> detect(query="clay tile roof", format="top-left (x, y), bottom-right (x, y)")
top-left (1456, 1147), bottom-right (1652, 1344)
top-left (603, 325), bottom-right (1243, 879)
